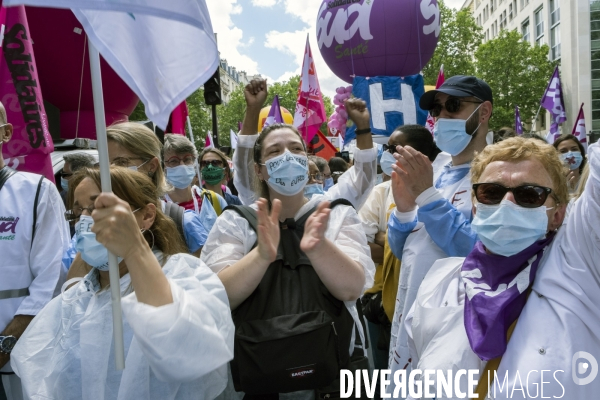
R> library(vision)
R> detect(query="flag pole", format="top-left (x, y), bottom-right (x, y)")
top-left (186, 115), bottom-right (202, 187)
top-left (88, 39), bottom-right (126, 370)
top-left (530, 105), bottom-right (542, 134)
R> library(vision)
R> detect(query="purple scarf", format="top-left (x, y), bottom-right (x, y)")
top-left (461, 232), bottom-right (556, 361)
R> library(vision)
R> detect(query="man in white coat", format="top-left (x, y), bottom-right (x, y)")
top-left (0, 102), bottom-right (70, 400)
top-left (387, 76), bottom-right (493, 378)
top-left (404, 137), bottom-right (600, 399)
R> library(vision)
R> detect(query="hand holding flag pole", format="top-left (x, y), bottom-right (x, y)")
top-left (88, 40), bottom-right (125, 370)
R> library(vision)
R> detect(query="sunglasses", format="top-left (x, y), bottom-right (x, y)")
top-left (200, 159), bottom-right (224, 168)
top-left (430, 98), bottom-right (482, 118)
top-left (473, 183), bottom-right (553, 208)
top-left (382, 144), bottom-right (398, 154)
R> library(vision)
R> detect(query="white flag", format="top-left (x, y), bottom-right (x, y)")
top-left (5, 0), bottom-right (219, 129)
top-left (230, 130), bottom-right (238, 150)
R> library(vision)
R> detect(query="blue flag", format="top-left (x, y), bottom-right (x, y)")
top-left (345, 75), bottom-right (428, 142)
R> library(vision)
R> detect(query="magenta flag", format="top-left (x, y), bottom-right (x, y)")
top-left (540, 66), bottom-right (566, 142)
top-left (426, 64), bottom-right (445, 135)
top-left (294, 36), bottom-right (326, 143)
top-left (571, 103), bottom-right (588, 151)
top-left (167, 100), bottom-right (189, 136)
top-left (515, 105), bottom-right (523, 135)
top-left (0, 4), bottom-right (54, 181)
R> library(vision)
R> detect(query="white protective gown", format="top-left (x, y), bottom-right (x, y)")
top-left (232, 134), bottom-right (377, 209)
top-left (11, 253), bottom-right (235, 400)
top-left (0, 171), bottom-right (70, 374)
top-left (404, 142), bottom-right (600, 399)
top-left (389, 153), bottom-right (473, 372)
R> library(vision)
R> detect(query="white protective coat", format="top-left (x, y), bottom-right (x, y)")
top-left (11, 253), bottom-right (235, 400)
top-left (404, 142), bottom-right (600, 399)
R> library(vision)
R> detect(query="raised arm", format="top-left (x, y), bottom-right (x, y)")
top-left (326, 98), bottom-right (377, 209)
top-left (233, 78), bottom-right (268, 205)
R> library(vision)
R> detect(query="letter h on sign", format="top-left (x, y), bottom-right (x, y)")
top-left (348, 75), bottom-right (427, 139)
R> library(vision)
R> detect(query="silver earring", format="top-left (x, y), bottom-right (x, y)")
top-left (141, 228), bottom-right (155, 249)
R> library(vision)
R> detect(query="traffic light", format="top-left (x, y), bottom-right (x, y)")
top-left (204, 68), bottom-right (222, 106)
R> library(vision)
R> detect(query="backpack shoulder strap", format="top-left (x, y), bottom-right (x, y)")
top-left (223, 205), bottom-right (258, 233)
top-left (329, 198), bottom-right (354, 210)
top-left (0, 166), bottom-right (16, 192)
top-left (201, 189), bottom-right (223, 216)
top-left (30, 175), bottom-right (44, 249)
top-left (164, 201), bottom-right (185, 240)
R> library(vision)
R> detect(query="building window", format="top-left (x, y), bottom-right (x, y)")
top-left (550, 0), bottom-right (560, 60)
top-left (500, 10), bottom-right (507, 29)
top-left (509, 3), bottom-right (513, 20)
top-left (490, 0), bottom-right (495, 15)
top-left (521, 0), bottom-right (529, 11)
top-left (513, 0), bottom-right (518, 17)
top-left (535, 7), bottom-right (544, 45)
top-left (522, 18), bottom-right (530, 43)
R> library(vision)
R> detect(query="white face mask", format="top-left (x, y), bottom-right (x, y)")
top-left (261, 150), bottom-right (309, 196)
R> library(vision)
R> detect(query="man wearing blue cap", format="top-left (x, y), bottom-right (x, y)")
top-left (386, 76), bottom-right (493, 379)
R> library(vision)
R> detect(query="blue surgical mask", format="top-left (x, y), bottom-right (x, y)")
top-left (75, 215), bottom-right (122, 270)
top-left (304, 183), bottom-right (324, 199)
top-left (472, 200), bottom-right (550, 257)
top-left (262, 150), bottom-right (308, 196)
top-left (60, 177), bottom-right (68, 192)
top-left (323, 177), bottom-right (334, 191)
top-left (380, 150), bottom-right (396, 176)
top-left (559, 151), bottom-right (583, 170)
top-left (433, 105), bottom-right (482, 156)
top-left (166, 164), bottom-right (197, 189)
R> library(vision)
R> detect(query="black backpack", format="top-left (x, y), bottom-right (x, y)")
top-left (227, 199), bottom-right (357, 395)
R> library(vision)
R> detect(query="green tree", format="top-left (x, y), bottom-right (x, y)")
top-left (422, 0), bottom-right (483, 85)
top-left (475, 29), bottom-right (556, 131)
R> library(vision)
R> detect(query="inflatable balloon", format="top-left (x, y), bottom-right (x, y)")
top-left (26, 7), bottom-right (139, 140)
top-left (316, 0), bottom-right (440, 83)
top-left (258, 105), bottom-right (294, 131)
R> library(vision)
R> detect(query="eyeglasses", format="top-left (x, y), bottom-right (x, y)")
top-left (473, 183), bottom-right (554, 209)
top-left (65, 206), bottom-right (142, 222)
top-left (309, 173), bottom-right (324, 182)
top-left (382, 144), bottom-right (398, 154)
top-left (64, 205), bottom-right (95, 221)
top-left (165, 155), bottom-right (196, 168)
top-left (430, 98), bottom-right (483, 118)
top-left (111, 157), bottom-right (146, 168)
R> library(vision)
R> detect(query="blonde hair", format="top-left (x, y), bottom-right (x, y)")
top-left (471, 137), bottom-right (569, 206)
top-left (573, 163), bottom-right (590, 201)
top-left (69, 166), bottom-right (188, 259)
top-left (106, 122), bottom-right (169, 196)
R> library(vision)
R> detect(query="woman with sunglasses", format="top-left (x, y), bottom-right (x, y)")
top-left (399, 137), bottom-right (600, 398)
top-left (11, 166), bottom-right (234, 399)
top-left (198, 148), bottom-right (242, 206)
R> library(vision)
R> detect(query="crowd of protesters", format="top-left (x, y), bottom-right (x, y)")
top-left (0, 75), bottom-right (598, 400)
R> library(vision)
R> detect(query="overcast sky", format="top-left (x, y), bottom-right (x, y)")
top-left (205, 0), bottom-right (467, 99)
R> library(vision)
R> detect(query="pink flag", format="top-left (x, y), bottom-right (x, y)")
top-left (425, 64), bottom-right (445, 135)
top-left (205, 131), bottom-right (214, 149)
top-left (294, 36), bottom-right (326, 143)
top-left (167, 101), bottom-right (189, 135)
top-left (0, 5), bottom-right (55, 181)
top-left (571, 103), bottom-right (588, 151)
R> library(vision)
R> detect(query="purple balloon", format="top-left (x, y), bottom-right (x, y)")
top-left (316, 0), bottom-right (440, 83)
